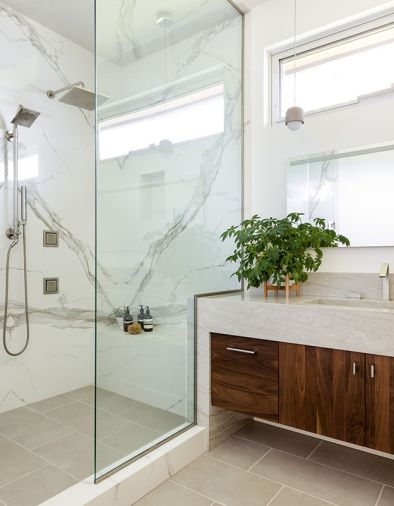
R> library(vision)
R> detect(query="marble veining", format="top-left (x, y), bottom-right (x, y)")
top-left (0, 1), bottom-right (95, 412)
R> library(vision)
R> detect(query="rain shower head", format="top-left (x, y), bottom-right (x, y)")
top-left (11, 106), bottom-right (40, 128)
top-left (47, 81), bottom-right (109, 111)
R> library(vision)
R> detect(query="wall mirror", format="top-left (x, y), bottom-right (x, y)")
top-left (287, 142), bottom-right (394, 247)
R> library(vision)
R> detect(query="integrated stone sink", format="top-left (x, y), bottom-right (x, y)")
top-left (304, 297), bottom-right (394, 310)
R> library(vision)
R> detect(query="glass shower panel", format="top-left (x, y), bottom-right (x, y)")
top-left (95, 0), bottom-right (243, 479)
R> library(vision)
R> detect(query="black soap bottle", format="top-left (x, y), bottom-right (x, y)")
top-left (143, 306), bottom-right (154, 332)
top-left (138, 305), bottom-right (146, 330)
top-left (123, 306), bottom-right (133, 332)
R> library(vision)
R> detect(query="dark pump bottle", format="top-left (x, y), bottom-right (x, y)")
top-left (144, 306), bottom-right (153, 332)
top-left (138, 305), bottom-right (146, 330)
top-left (123, 306), bottom-right (133, 332)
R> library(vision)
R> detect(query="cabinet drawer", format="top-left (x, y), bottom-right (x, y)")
top-left (211, 333), bottom-right (279, 421)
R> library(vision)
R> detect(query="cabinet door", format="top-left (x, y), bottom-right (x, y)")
top-left (211, 334), bottom-right (279, 421)
top-left (279, 343), bottom-right (365, 445)
top-left (366, 354), bottom-right (394, 454)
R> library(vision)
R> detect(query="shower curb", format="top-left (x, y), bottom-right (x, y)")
top-left (40, 426), bottom-right (207, 506)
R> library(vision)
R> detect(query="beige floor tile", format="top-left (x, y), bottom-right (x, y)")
top-left (0, 465), bottom-right (76, 506)
top-left (28, 394), bottom-right (73, 413)
top-left (378, 486), bottom-right (394, 506)
top-left (96, 409), bottom-right (132, 440)
top-left (270, 487), bottom-right (336, 505)
top-left (0, 435), bottom-right (45, 487)
top-left (102, 424), bottom-right (161, 456)
top-left (45, 401), bottom-right (130, 439)
top-left (310, 442), bottom-right (394, 487)
top-left (172, 455), bottom-right (281, 506)
top-left (95, 389), bottom-right (138, 414)
top-left (40, 402), bottom-right (93, 436)
top-left (119, 402), bottom-right (185, 433)
top-left (0, 408), bottom-right (71, 450)
top-left (34, 432), bottom-right (121, 480)
top-left (135, 480), bottom-right (213, 506)
top-left (65, 385), bottom-right (94, 404)
top-left (252, 449), bottom-right (381, 506)
top-left (0, 407), bottom-right (35, 432)
top-left (236, 422), bottom-right (320, 458)
top-left (209, 437), bottom-right (269, 470)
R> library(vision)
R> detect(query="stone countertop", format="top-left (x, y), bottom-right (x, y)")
top-left (206, 291), bottom-right (394, 313)
top-left (197, 291), bottom-right (394, 357)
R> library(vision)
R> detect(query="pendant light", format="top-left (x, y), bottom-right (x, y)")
top-left (285, 0), bottom-right (304, 131)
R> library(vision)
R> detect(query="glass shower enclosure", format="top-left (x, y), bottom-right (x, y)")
top-left (95, 0), bottom-right (243, 480)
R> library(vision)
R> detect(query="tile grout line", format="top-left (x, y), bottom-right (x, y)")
top-left (374, 485), bottom-right (385, 506)
top-left (272, 486), bottom-right (340, 506)
top-left (174, 453), bottom-right (340, 506)
top-left (169, 479), bottom-right (223, 504)
top-left (247, 447), bottom-right (272, 471)
top-left (265, 485), bottom-right (284, 506)
top-left (0, 464), bottom-right (49, 492)
top-left (247, 451), bottom-right (387, 491)
top-left (232, 436), bottom-right (392, 488)
top-left (0, 431), bottom-right (81, 483)
top-left (26, 399), bottom-right (77, 414)
top-left (306, 440), bottom-right (323, 460)
top-left (30, 429), bottom-right (76, 452)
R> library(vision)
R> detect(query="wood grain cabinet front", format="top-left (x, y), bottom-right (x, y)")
top-left (211, 333), bottom-right (279, 421)
top-left (279, 343), bottom-right (365, 446)
top-left (366, 354), bottom-right (394, 454)
top-left (210, 334), bottom-right (394, 455)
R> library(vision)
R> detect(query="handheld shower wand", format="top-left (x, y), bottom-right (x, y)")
top-left (2, 105), bottom-right (40, 356)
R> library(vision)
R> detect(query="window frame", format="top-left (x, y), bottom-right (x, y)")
top-left (271, 11), bottom-right (394, 125)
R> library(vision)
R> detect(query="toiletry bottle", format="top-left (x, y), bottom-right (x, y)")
top-left (143, 306), bottom-right (154, 332)
top-left (138, 305), bottom-right (146, 330)
top-left (123, 306), bottom-right (133, 332)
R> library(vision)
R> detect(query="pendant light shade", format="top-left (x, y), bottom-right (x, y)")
top-left (285, 106), bottom-right (304, 131)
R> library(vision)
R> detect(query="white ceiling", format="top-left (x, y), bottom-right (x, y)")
top-left (233, 0), bottom-right (272, 10)
top-left (4, 0), bottom-right (244, 57)
top-left (4, 0), bottom-right (94, 51)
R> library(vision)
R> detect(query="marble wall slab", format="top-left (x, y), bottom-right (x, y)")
top-left (0, 2), bottom-right (95, 412)
top-left (251, 272), bottom-right (394, 301)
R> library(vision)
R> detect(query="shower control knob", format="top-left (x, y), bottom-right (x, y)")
top-left (6, 227), bottom-right (18, 240)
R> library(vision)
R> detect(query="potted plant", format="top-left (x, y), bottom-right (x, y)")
top-left (109, 306), bottom-right (125, 326)
top-left (221, 213), bottom-right (350, 296)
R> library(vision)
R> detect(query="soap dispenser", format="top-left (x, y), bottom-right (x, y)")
top-left (123, 306), bottom-right (133, 332)
top-left (138, 305), bottom-right (146, 330)
top-left (143, 306), bottom-right (154, 332)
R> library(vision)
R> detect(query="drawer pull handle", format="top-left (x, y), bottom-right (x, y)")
top-left (352, 362), bottom-right (357, 375)
top-left (226, 347), bottom-right (256, 355)
top-left (370, 365), bottom-right (375, 379)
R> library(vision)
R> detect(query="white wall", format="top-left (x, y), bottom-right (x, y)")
top-left (246, 0), bottom-right (394, 273)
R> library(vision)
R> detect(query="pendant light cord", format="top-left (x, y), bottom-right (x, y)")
top-left (293, 0), bottom-right (297, 106)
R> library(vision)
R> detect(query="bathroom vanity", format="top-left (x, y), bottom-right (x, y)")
top-left (197, 291), bottom-right (394, 455)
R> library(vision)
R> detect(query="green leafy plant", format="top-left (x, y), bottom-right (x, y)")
top-left (221, 213), bottom-right (350, 288)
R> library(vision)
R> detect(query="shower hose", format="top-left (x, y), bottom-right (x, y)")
top-left (2, 223), bottom-right (30, 356)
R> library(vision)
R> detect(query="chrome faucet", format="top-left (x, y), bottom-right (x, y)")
top-left (379, 263), bottom-right (390, 300)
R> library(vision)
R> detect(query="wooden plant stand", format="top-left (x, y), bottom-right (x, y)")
top-left (264, 275), bottom-right (300, 300)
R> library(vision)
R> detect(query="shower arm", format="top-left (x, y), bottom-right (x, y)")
top-left (47, 81), bottom-right (85, 99)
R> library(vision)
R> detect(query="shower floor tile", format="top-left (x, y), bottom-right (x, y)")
top-left (34, 432), bottom-right (122, 481)
top-left (0, 465), bottom-right (76, 506)
top-left (0, 386), bottom-right (187, 505)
